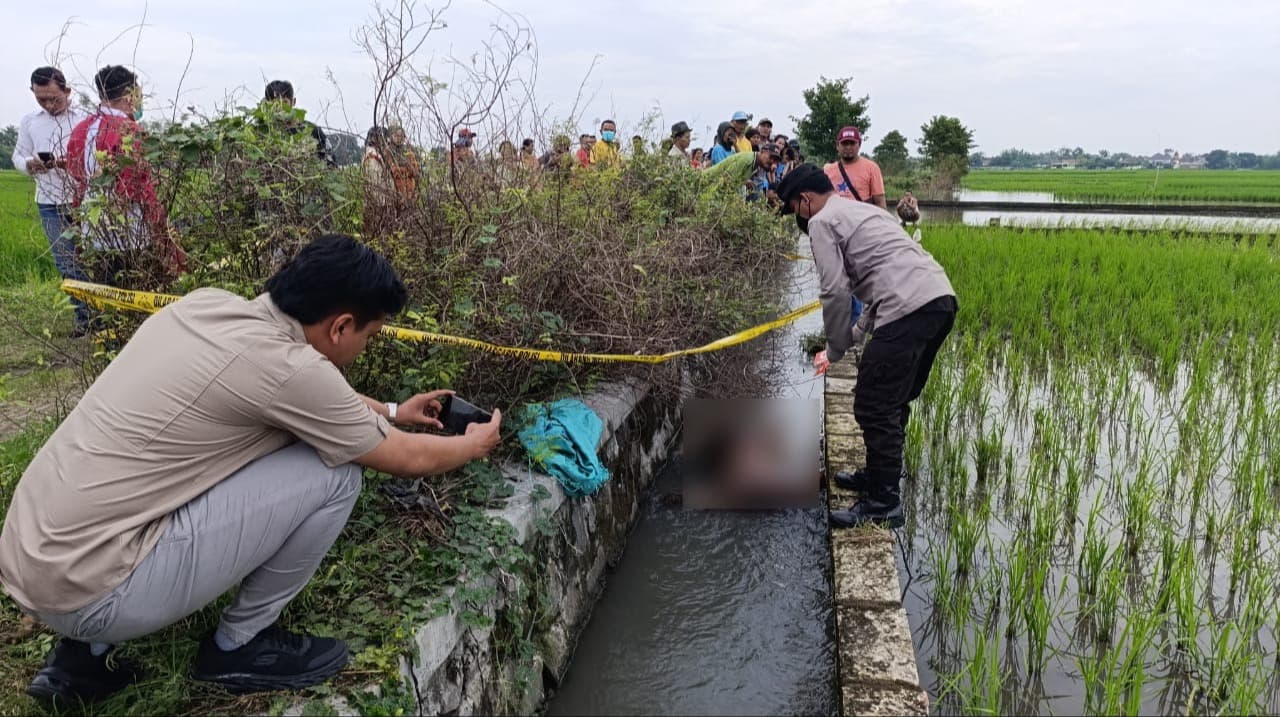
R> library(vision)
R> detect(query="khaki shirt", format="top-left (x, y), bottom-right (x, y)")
top-left (0, 289), bottom-right (390, 612)
top-left (809, 196), bottom-right (955, 363)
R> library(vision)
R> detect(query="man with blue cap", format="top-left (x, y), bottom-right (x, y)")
top-left (730, 111), bottom-right (753, 153)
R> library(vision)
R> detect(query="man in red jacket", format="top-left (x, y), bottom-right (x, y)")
top-left (67, 65), bottom-right (185, 281)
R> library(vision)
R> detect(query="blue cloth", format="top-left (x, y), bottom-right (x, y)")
top-left (709, 145), bottom-right (734, 166)
top-left (518, 399), bottom-right (610, 498)
top-left (851, 295), bottom-right (864, 324)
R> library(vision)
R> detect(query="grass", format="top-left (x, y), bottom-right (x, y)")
top-left (0, 171), bottom-right (57, 286)
top-left (961, 169), bottom-right (1280, 204)
top-left (912, 224), bottom-right (1280, 715)
top-left (0, 169), bottom-right (87, 439)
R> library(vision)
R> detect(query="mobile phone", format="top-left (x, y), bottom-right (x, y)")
top-left (440, 394), bottom-right (493, 435)
top-left (37, 151), bottom-right (55, 164)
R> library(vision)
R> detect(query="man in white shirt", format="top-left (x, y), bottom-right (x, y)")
top-left (668, 121), bottom-right (693, 165)
top-left (12, 67), bottom-right (91, 332)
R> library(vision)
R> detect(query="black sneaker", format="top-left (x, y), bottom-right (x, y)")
top-left (26, 638), bottom-right (141, 706)
top-left (830, 494), bottom-right (905, 529)
top-left (191, 625), bottom-right (349, 694)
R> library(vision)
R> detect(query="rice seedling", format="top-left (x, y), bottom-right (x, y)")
top-left (901, 223), bottom-right (1280, 714)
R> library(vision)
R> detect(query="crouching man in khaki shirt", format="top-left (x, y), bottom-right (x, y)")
top-left (0, 234), bottom-right (502, 705)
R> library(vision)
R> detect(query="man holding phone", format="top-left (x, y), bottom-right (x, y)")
top-left (0, 234), bottom-right (502, 705)
top-left (13, 66), bottom-right (91, 333)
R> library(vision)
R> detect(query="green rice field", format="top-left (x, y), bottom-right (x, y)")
top-left (904, 224), bottom-right (1280, 714)
top-left (961, 169), bottom-right (1280, 204)
top-left (0, 171), bottom-right (56, 286)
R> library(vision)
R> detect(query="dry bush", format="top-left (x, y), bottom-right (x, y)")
top-left (78, 1), bottom-right (795, 414)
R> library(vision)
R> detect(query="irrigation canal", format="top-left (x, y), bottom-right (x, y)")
top-left (544, 202), bottom-right (1279, 715)
top-left (547, 244), bottom-right (842, 715)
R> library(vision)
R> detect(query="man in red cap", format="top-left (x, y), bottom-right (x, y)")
top-left (823, 126), bottom-right (886, 210)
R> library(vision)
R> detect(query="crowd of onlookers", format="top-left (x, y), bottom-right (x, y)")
top-left (14, 61), bottom-right (908, 334)
top-left (364, 109), bottom-right (892, 211)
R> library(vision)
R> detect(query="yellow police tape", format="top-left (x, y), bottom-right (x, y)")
top-left (61, 280), bottom-right (819, 365)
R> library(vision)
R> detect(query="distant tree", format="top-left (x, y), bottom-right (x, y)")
top-left (1205, 149), bottom-right (1231, 169)
top-left (968, 151), bottom-right (985, 168)
top-left (792, 76), bottom-right (870, 165)
top-left (872, 130), bottom-right (910, 175)
top-left (0, 125), bottom-right (16, 170)
top-left (918, 115), bottom-right (975, 177)
top-left (1235, 152), bottom-right (1260, 169)
top-left (988, 148), bottom-right (1037, 168)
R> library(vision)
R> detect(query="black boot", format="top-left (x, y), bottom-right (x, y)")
top-left (830, 492), bottom-right (905, 529)
top-left (192, 624), bottom-right (349, 694)
top-left (26, 638), bottom-right (142, 707)
top-left (834, 468), bottom-right (908, 493)
top-left (833, 469), bottom-right (872, 492)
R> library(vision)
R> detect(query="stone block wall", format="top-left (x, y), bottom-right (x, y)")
top-left (401, 378), bottom-right (681, 714)
top-left (824, 359), bottom-right (930, 716)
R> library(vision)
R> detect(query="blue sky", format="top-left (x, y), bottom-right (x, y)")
top-left (5, 0), bottom-right (1277, 155)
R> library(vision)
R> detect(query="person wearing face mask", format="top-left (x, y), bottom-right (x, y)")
top-left (823, 126), bottom-right (887, 210)
top-left (776, 163), bottom-right (956, 529)
top-left (13, 66), bottom-right (91, 334)
top-left (67, 65), bottom-right (185, 282)
top-left (590, 119), bottom-right (621, 167)
top-left (709, 121), bottom-right (738, 166)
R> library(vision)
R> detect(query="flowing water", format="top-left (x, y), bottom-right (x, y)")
top-left (547, 248), bottom-right (839, 715)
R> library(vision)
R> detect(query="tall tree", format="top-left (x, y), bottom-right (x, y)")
top-left (918, 115), bottom-right (975, 178)
top-left (0, 125), bottom-right (17, 170)
top-left (872, 130), bottom-right (910, 176)
top-left (791, 77), bottom-right (870, 165)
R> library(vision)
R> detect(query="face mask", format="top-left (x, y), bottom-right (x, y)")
top-left (601, 130), bottom-right (616, 142)
top-left (796, 215), bottom-right (809, 234)
top-left (133, 107), bottom-right (144, 121)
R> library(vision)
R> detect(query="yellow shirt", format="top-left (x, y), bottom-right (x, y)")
top-left (590, 140), bottom-right (621, 167)
top-left (735, 137), bottom-right (753, 154)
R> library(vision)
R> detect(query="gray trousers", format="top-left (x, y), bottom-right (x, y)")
top-left (36, 443), bottom-right (361, 645)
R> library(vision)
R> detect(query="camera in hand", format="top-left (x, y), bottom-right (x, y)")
top-left (440, 394), bottom-right (492, 435)
top-left (37, 152), bottom-right (55, 164)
